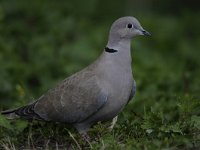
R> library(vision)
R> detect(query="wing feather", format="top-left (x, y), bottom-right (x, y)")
top-left (34, 67), bottom-right (107, 123)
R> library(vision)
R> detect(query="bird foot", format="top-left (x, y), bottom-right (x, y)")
top-left (80, 132), bottom-right (91, 143)
top-left (108, 116), bottom-right (118, 131)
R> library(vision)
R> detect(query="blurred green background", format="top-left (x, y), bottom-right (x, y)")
top-left (0, 0), bottom-right (200, 149)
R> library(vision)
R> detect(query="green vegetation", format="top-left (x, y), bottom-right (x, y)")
top-left (0, 0), bottom-right (200, 149)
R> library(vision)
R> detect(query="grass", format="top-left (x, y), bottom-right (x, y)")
top-left (0, 95), bottom-right (200, 149)
top-left (0, 0), bottom-right (200, 149)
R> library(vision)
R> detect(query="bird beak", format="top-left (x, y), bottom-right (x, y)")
top-left (141, 30), bottom-right (151, 36)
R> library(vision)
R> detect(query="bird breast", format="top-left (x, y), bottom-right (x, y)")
top-left (92, 54), bottom-right (133, 121)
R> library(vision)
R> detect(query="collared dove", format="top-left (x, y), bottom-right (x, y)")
top-left (1, 16), bottom-right (150, 138)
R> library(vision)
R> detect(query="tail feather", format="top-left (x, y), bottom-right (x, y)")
top-left (1, 108), bottom-right (20, 119)
top-left (1, 101), bottom-right (43, 120)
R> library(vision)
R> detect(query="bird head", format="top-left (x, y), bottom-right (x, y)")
top-left (109, 16), bottom-right (150, 40)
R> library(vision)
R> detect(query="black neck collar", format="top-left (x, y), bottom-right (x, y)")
top-left (105, 47), bottom-right (118, 53)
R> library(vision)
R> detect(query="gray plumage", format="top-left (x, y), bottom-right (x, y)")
top-left (1, 16), bottom-right (150, 135)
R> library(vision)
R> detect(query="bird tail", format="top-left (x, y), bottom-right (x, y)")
top-left (1, 101), bottom-right (43, 120)
top-left (1, 108), bottom-right (20, 119)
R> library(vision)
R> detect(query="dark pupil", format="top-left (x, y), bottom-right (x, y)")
top-left (127, 24), bottom-right (132, 28)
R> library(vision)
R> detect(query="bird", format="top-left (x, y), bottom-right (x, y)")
top-left (1, 16), bottom-right (150, 139)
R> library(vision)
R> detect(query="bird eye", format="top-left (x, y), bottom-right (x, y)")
top-left (127, 23), bottom-right (133, 29)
